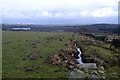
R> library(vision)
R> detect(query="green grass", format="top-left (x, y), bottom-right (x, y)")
top-left (90, 45), bottom-right (117, 57)
top-left (3, 31), bottom-right (120, 78)
top-left (2, 31), bottom-right (73, 78)
top-left (89, 45), bottom-right (120, 79)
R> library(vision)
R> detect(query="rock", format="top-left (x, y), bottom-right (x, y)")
top-left (98, 71), bottom-right (104, 74)
top-left (83, 68), bottom-right (88, 73)
top-left (77, 63), bottom-right (97, 69)
top-left (98, 75), bottom-right (106, 79)
top-left (88, 74), bottom-right (99, 79)
top-left (91, 70), bottom-right (98, 75)
top-left (99, 66), bottom-right (105, 71)
top-left (69, 69), bottom-right (85, 78)
top-left (51, 55), bottom-right (62, 65)
top-left (67, 65), bottom-right (74, 71)
top-left (68, 61), bottom-right (76, 65)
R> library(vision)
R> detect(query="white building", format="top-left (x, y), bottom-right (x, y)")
top-left (12, 28), bottom-right (31, 31)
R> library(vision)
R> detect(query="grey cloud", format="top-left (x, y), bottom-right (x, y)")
top-left (1, 0), bottom-right (119, 24)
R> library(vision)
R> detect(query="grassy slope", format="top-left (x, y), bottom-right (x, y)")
top-left (90, 45), bottom-right (117, 57)
top-left (2, 31), bottom-right (73, 78)
top-left (76, 33), bottom-right (120, 79)
top-left (89, 45), bottom-right (120, 78)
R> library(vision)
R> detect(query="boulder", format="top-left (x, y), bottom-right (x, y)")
top-left (77, 63), bottom-right (97, 70)
top-left (69, 69), bottom-right (85, 78)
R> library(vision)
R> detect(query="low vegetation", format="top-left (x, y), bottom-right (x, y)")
top-left (2, 31), bottom-right (74, 78)
top-left (2, 30), bottom-right (120, 79)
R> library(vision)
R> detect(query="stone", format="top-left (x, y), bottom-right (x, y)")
top-left (88, 74), bottom-right (99, 79)
top-left (98, 75), bottom-right (106, 79)
top-left (98, 71), bottom-right (104, 74)
top-left (77, 63), bottom-right (97, 69)
top-left (69, 69), bottom-right (85, 78)
top-left (84, 68), bottom-right (88, 73)
top-left (99, 66), bottom-right (105, 71)
top-left (68, 61), bottom-right (75, 65)
top-left (91, 70), bottom-right (98, 75)
top-left (67, 65), bottom-right (74, 71)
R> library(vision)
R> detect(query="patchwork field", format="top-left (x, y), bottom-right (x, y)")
top-left (2, 31), bottom-right (74, 78)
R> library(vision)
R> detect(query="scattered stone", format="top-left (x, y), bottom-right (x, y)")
top-left (47, 40), bottom-right (106, 79)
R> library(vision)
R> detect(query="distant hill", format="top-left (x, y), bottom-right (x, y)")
top-left (2, 24), bottom-right (119, 34)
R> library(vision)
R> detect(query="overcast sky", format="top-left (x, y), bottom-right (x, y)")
top-left (1, 0), bottom-right (119, 24)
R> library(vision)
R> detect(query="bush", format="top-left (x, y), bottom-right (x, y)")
top-left (111, 39), bottom-right (120, 48)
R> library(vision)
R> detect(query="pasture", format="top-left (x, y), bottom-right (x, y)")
top-left (2, 31), bottom-right (74, 78)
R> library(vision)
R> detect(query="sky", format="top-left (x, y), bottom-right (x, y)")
top-left (1, 0), bottom-right (119, 24)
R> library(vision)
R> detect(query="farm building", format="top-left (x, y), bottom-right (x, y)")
top-left (11, 28), bottom-right (31, 31)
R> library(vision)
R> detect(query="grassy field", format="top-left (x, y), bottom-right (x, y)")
top-left (2, 31), bottom-right (74, 78)
top-left (2, 31), bottom-right (120, 79)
